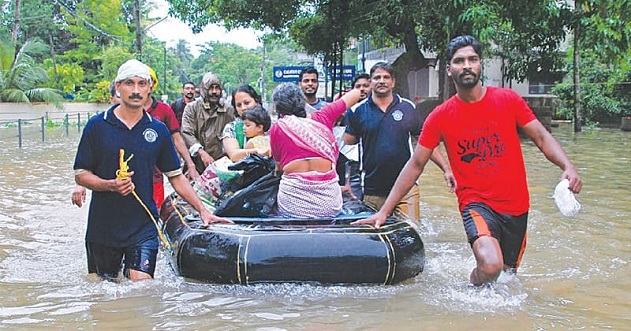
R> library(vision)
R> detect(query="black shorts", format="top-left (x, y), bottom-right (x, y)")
top-left (462, 202), bottom-right (528, 269)
top-left (86, 236), bottom-right (159, 281)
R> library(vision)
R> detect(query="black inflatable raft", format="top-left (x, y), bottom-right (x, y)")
top-left (159, 193), bottom-right (425, 285)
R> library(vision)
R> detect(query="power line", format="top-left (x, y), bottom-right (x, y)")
top-left (54, 0), bottom-right (131, 45)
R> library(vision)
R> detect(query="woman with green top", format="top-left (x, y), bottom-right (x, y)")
top-left (221, 84), bottom-right (264, 162)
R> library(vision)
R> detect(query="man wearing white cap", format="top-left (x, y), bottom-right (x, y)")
top-left (73, 59), bottom-right (232, 282)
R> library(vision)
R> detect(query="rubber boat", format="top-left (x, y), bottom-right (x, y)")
top-left (159, 193), bottom-right (425, 285)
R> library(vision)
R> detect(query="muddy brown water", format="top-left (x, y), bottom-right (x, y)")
top-left (0, 123), bottom-right (629, 330)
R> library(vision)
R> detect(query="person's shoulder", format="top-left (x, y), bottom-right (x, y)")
top-left (429, 95), bottom-right (459, 117)
top-left (185, 98), bottom-right (201, 108)
top-left (88, 105), bottom-right (115, 125)
top-left (487, 85), bottom-right (519, 98)
top-left (148, 114), bottom-right (170, 132)
top-left (348, 98), bottom-right (369, 114)
top-left (396, 94), bottom-right (416, 108)
top-left (157, 100), bottom-right (173, 109)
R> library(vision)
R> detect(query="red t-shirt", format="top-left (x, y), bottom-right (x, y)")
top-left (146, 98), bottom-right (180, 183)
top-left (420, 86), bottom-right (537, 215)
top-left (146, 99), bottom-right (181, 133)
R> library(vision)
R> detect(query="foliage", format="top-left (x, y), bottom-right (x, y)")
top-left (97, 45), bottom-right (135, 83)
top-left (172, 39), bottom-right (195, 84)
top-left (165, 0), bottom-right (573, 99)
top-left (551, 50), bottom-right (630, 124)
top-left (43, 60), bottom-right (84, 94)
top-left (190, 41), bottom-right (262, 94)
top-left (0, 38), bottom-right (64, 107)
top-left (59, 0), bottom-right (133, 91)
top-left (0, 0), bottom-right (57, 45)
top-left (91, 79), bottom-right (114, 103)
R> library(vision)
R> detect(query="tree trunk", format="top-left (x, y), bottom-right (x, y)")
top-left (49, 35), bottom-right (59, 90)
top-left (391, 30), bottom-right (425, 100)
top-left (573, 15), bottom-right (582, 132)
top-left (11, 0), bottom-right (20, 43)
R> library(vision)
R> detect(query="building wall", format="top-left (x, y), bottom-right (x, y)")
top-left (0, 103), bottom-right (109, 121)
top-left (360, 47), bottom-right (552, 99)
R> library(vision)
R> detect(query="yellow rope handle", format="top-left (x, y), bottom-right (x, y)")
top-left (115, 149), bottom-right (134, 180)
top-left (116, 149), bottom-right (172, 251)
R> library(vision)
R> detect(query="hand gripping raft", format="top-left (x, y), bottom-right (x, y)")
top-left (116, 149), bottom-right (172, 252)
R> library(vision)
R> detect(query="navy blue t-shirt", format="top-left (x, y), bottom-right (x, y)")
top-left (345, 94), bottom-right (421, 196)
top-left (74, 105), bottom-right (180, 246)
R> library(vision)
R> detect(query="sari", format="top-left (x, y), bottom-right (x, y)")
top-left (274, 115), bottom-right (342, 218)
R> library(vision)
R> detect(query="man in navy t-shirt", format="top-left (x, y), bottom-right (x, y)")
top-left (73, 59), bottom-right (232, 281)
top-left (344, 62), bottom-right (455, 221)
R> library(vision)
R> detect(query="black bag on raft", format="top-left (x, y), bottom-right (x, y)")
top-left (227, 154), bottom-right (276, 191)
top-left (215, 172), bottom-right (280, 217)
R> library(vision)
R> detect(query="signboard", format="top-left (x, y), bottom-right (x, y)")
top-left (273, 66), bottom-right (307, 82)
top-left (327, 65), bottom-right (356, 81)
top-left (273, 65), bottom-right (356, 82)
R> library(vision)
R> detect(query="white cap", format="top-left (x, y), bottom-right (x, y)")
top-left (115, 59), bottom-right (151, 83)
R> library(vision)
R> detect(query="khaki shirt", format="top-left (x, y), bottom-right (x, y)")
top-left (181, 98), bottom-right (235, 160)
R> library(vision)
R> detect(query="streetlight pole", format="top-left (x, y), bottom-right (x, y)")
top-left (261, 39), bottom-right (266, 103)
top-left (134, 0), bottom-right (142, 58)
top-left (163, 45), bottom-right (167, 98)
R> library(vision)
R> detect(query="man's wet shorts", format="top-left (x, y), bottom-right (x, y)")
top-left (462, 202), bottom-right (528, 269)
top-left (86, 236), bottom-right (159, 280)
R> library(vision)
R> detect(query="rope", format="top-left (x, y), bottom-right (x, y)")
top-left (116, 149), bottom-right (172, 252)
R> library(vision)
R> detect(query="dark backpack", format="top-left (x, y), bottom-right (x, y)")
top-left (214, 172), bottom-right (280, 217)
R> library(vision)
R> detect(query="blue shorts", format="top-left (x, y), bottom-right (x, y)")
top-left (86, 236), bottom-right (159, 280)
top-left (461, 202), bottom-right (528, 269)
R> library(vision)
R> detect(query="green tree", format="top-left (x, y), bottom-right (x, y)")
top-left (0, 38), bottom-right (63, 106)
top-left (173, 39), bottom-right (195, 84)
top-left (165, 0), bottom-right (572, 100)
top-left (59, 0), bottom-right (132, 89)
top-left (564, 0), bottom-right (631, 131)
top-left (190, 41), bottom-right (262, 94)
top-left (43, 60), bottom-right (84, 95)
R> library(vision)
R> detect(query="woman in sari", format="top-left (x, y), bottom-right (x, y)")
top-left (270, 83), bottom-right (361, 218)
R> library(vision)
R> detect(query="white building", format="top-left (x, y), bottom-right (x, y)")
top-left (359, 45), bottom-right (555, 101)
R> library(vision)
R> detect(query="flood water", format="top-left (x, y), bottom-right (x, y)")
top-left (0, 123), bottom-right (629, 330)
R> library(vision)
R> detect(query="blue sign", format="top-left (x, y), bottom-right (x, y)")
top-left (273, 66), bottom-right (307, 82)
top-left (328, 65), bottom-right (356, 81)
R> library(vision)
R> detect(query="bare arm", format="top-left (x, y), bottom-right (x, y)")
top-left (352, 145), bottom-right (434, 228)
top-left (171, 132), bottom-right (200, 181)
top-left (429, 146), bottom-right (456, 192)
top-left (339, 89), bottom-right (362, 110)
top-left (168, 174), bottom-right (233, 226)
top-left (521, 120), bottom-right (582, 193)
top-left (76, 170), bottom-right (134, 196)
top-left (343, 132), bottom-right (359, 145)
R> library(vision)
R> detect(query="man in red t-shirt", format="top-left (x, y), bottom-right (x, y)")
top-left (354, 35), bottom-right (582, 286)
top-left (144, 68), bottom-right (200, 210)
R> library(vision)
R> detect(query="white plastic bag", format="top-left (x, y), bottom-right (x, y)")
top-left (553, 179), bottom-right (581, 217)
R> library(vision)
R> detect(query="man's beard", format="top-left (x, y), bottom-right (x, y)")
top-left (454, 69), bottom-right (480, 89)
top-left (185, 92), bottom-right (194, 99)
top-left (303, 91), bottom-right (316, 99)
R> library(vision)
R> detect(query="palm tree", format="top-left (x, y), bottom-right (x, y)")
top-left (173, 39), bottom-right (194, 83)
top-left (0, 38), bottom-right (64, 108)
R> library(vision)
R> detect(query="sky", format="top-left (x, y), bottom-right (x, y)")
top-left (147, 0), bottom-right (262, 57)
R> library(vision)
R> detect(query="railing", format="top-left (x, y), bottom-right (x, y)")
top-left (0, 111), bottom-right (101, 148)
